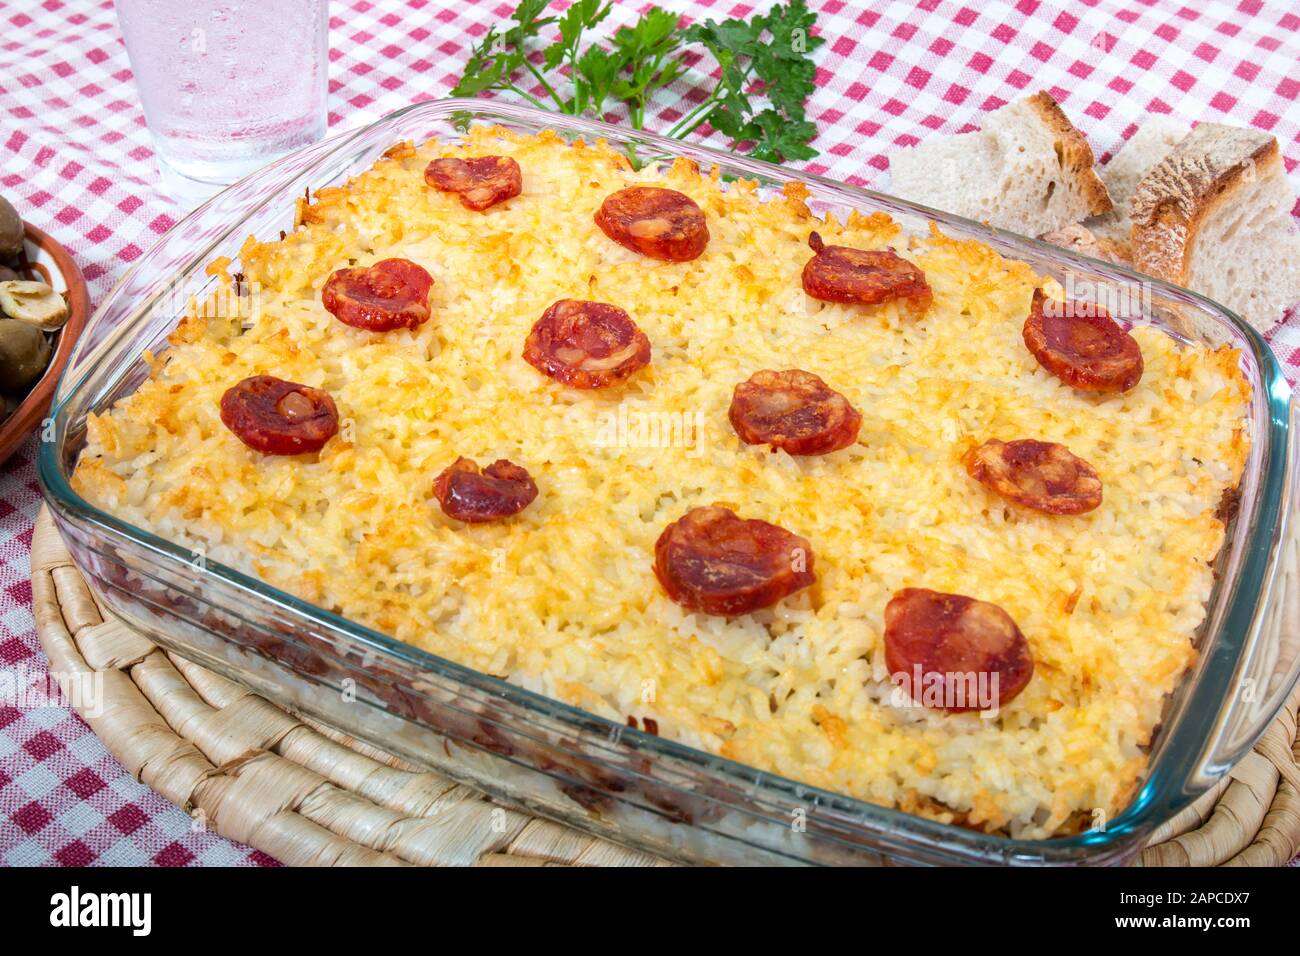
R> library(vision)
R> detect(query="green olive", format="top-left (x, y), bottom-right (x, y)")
top-left (0, 319), bottom-right (51, 393)
top-left (0, 196), bottom-right (22, 259)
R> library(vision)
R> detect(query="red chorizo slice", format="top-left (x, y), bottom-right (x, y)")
top-left (424, 155), bottom-right (522, 211)
top-left (433, 456), bottom-right (537, 523)
top-left (884, 588), bottom-right (1034, 713)
top-left (802, 232), bottom-right (933, 314)
top-left (653, 505), bottom-right (815, 616)
top-left (220, 375), bottom-right (339, 456)
top-left (1023, 289), bottom-right (1143, 392)
top-left (729, 369), bottom-right (863, 455)
top-left (594, 186), bottom-right (709, 261)
top-left (964, 438), bottom-right (1103, 515)
top-left (523, 299), bottom-right (651, 389)
top-left (321, 258), bottom-right (433, 332)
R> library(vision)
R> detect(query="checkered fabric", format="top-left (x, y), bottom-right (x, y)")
top-left (1, 0), bottom-right (1297, 867)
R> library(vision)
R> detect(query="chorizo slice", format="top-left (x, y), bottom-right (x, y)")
top-left (653, 505), bottom-right (815, 616)
top-left (220, 375), bottom-right (339, 456)
top-left (729, 369), bottom-right (862, 455)
top-left (424, 155), bottom-right (522, 211)
top-left (802, 232), bottom-right (933, 315)
top-left (594, 186), bottom-right (709, 261)
top-left (321, 258), bottom-right (434, 332)
top-left (964, 438), bottom-right (1103, 515)
top-left (523, 299), bottom-right (651, 389)
top-left (1023, 288), bottom-right (1143, 392)
top-left (884, 588), bottom-right (1034, 713)
top-left (433, 456), bottom-right (537, 523)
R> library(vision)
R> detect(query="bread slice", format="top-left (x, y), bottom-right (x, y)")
top-left (1090, 118), bottom-right (1190, 251)
top-left (888, 91), bottom-right (1112, 236)
top-left (1129, 123), bottom-right (1300, 333)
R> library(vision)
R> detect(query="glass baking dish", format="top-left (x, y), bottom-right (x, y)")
top-left (39, 100), bottom-right (1300, 866)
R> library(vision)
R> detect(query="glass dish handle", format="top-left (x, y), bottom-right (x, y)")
top-left (1200, 392), bottom-right (1300, 779)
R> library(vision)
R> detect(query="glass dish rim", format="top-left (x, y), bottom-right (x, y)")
top-left (39, 97), bottom-right (1295, 860)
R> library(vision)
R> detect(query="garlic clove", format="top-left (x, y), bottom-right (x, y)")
top-left (0, 280), bottom-right (70, 330)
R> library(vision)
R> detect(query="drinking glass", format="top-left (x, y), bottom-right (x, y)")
top-left (115, 0), bottom-right (329, 200)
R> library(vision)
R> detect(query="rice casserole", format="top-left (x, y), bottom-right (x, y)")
top-left (71, 127), bottom-right (1252, 839)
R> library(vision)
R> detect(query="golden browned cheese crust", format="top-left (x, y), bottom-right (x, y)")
top-left (73, 128), bottom-right (1251, 838)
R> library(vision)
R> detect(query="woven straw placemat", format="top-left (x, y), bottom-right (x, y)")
top-left (29, 506), bottom-right (1300, 866)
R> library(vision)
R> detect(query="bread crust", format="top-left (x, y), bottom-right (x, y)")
top-left (1129, 123), bottom-right (1279, 284)
top-left (1025, 91), bottom-right (1113, 217)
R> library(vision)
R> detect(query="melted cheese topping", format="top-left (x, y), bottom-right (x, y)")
top-left (73, 128), bottom-right (1251, 838)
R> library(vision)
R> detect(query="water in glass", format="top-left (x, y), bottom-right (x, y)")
top-left (116, 0), bottom-right (329, 196)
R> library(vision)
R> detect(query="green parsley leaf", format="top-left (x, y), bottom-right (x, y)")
top-left (449, 0), bottom-right (823, 165)
top-left (682, 0), bottom-right (824, 163)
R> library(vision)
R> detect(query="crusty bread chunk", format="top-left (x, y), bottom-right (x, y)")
top-left (1090, 117), bottom-right (1190, 252)
top-left (888, 91), bottom-right (1112, 235)
top-left (1127, 123), bottom-right (1300, 333)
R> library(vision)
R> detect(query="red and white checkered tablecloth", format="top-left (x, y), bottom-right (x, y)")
top-left (1, 0), bottom-right (1297, 867)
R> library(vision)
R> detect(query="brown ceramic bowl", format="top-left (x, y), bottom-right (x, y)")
top-left (0, 222), bottom-right (90, 465)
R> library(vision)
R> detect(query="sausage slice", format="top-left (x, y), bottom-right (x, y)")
top-left (729, 369), bottom-right (862, 455)
top-left (594, 186), bottom-right (709, 261)
top-left (425, 155), bottom-right (522, 211)
top-left (523, 299), bottom-right (651, 389)
top-left (802, 232), bottom-right (932, 316)
top-left (884, 588), bottom-right (1034, 713)
top-left (322, 258), bottom-right (433, 332)
top-left (653, 505), bottom-right (815, 616)
top-left (964, 439), bottom-right (1103, 515)
top-left (1022, 289), bottom-right (1143, 392)
top-left (220, 375), bottom-right (339, 456)
top-left (433, 457), bottom-right (538, 523)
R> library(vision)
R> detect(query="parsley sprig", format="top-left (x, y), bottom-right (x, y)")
top-left (450, 0), bottom-right (823, 165)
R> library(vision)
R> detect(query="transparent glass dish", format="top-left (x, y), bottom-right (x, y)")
top-left (39, 100), bottom-right (1300, 866)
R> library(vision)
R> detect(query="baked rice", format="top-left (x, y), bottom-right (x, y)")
top-left (72, 127), bottom-right (1251, 838)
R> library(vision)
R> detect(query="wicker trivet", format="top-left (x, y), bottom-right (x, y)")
top-left (30, 507), bottom-right (1300, 866)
